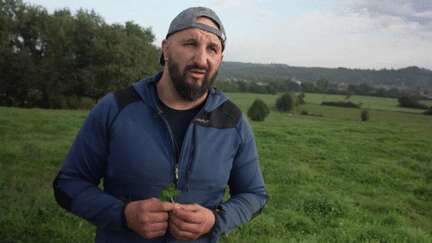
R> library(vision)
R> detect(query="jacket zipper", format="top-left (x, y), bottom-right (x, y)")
top-left (182, 110), bottom-right (206, 191)
top-left (156, 108), bottom-right (180, 185)
top-left (155, 98), bottom-right (208, 190)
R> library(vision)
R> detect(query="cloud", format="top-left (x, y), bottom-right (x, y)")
top-left (351, 0), bottom-right (432, 39)
top-left (352, 0), bottom-right (432, 22)
top-left (224, 1), bottom-right (432, 69)
top-left (213, 0), bottom-right (273, 21)
top-left (23, 0), bottom-right (431, 69)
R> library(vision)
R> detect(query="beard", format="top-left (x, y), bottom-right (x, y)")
top-left (167, 57), bottom-right (218, 101)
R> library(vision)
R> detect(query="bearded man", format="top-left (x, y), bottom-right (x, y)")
top-left (53, 6), bottom-right (267, 243)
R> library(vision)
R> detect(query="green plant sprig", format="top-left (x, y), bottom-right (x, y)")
top-left (159, 183), bottom-right (180, 202)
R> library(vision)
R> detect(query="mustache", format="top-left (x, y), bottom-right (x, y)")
top-left (184, 64), bottom-right (207, 73)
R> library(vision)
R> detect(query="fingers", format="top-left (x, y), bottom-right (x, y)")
top-left (160, 201), bottom-right (175, 211)
top-left (168, 203), bottom-right (211, 240)
top-left (139, 212), bottom-right (169, 224)
top-left (172, 204), bottom-right (202, 224)
top-left (132, 216), bottom-right (169, 239)
top-left (141, 221), bottom-right (168, 232)
top-left (173, 210), bottom-right (202, 224)
top-left (169, 214), bottom-right (202, 234)
top-left (176, 203), bottom-right (201, 212)
top-left (167, 203), bottom-right (217, 241)
top-left (126, 200), bottom-right (212, 240)
top-left (169, 219), bottom-right (200, 241)
top-left (124, 199), bottom-right (174, 239)
top-left (144, 198), bottom-right (175, 212)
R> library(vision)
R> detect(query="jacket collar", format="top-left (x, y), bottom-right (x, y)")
top-left (133, 72), bottom-right (228, 112)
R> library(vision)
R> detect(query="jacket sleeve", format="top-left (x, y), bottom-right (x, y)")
top-left (53, 94), bottom-right (126, 230)
top-left (210, 115), bottom-right (268, 240)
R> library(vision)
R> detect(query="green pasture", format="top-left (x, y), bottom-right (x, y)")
top-left (228, 92), bottom-right (432, 114)
top-left (304, 93), bottom-right (432, 113)
top-left (0, 92), bottom-right (431, 242)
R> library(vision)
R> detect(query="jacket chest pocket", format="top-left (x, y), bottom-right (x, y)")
top-left (186, 137), bottom-right (237, 191)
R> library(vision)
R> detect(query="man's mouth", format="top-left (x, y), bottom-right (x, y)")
top-left (187, 69), bottom-right (207, 78)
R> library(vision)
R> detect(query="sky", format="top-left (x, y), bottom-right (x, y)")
top-left (24, 0), bottom-right (432, 70)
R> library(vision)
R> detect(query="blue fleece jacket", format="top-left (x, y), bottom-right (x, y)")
top-left (53, 73), bottom-right (268, 242)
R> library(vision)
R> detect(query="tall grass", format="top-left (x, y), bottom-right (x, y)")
top-left (1, 92), bottom-right (431, 242)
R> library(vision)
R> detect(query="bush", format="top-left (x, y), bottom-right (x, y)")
top-left (46, 95), bottom-right (96, 110)
top-left (49, 95), bottom-right (67, 109)
top-left (65, 95), bottom-right (81, 109)
top-left (276, 93), bottom-right (295, 112)
top-left (79, 97), bottom-right (96, 110)
top-left (361, 109), bottom-right (369, 121)
top-left (424, 107), bottom-right (432, 115)
top-left (398, 97), bottom-right (428, 109)
top-left (247, 99), bottom-right (270, 121)
top-left (297, 92), bottom-right (306, 105)
top-left (321, 101), bottom-right (361, 108)
top-left (300, 110), bottom-right (323, 117)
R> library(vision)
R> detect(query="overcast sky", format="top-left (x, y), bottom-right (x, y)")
top-left (24, 0), bottom-right (432, 70)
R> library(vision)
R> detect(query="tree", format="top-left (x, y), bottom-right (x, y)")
top-left (361, 110), bottom-right (369, 121)
top-left (0, 1), bottom-right (160, 108)
top-left (316, 78), bottom-right (329, 92)
top-left (398, 97), bottom-right (428, 109)
top-left (301, 82), bottom-right (315, 92)
top-left (247, 99), bottom-right (270, 121)
top-left (276, 93), bottom-right (295, 112)
top-left (296, 92), bottom-right (306, 105)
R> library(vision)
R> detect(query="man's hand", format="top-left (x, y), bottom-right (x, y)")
top-left (124, 198), bottom-right (174, 239)
top-left (169, 203), bottom-right (215, 240)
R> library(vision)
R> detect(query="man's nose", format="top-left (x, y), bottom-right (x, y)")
top-left (192, 47), bottom-right (208, 68)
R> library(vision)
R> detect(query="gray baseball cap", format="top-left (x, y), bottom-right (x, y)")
top-left (160, 7), bottom-right (226, 65)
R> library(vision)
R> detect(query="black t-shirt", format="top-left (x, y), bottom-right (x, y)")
top-left (157, 98), bottom-right (204, 151)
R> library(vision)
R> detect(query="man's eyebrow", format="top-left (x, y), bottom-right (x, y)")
top-left (180, 37), bottom-right (197, 42)
top-left (208, 41), bottom-right (221, 49)
top-left (179, 35), bottom-right (221, 48)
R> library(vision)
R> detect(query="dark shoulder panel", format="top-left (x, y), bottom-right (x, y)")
top-left (113, 86), bottom-right (141, 112)
top-left (194, 100), bottom-right (242, 129)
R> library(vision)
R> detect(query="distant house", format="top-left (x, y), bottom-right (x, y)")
top-left (327, 83), bottom-right (338, 90)
top-left (256, 82), bottom-right (270, 87)
top-left (337, 82), bottom-right (348, 91)
top-left (420, 89), bottom-right (432, 99)
top-left (291, 78), bottom-right (302, 86)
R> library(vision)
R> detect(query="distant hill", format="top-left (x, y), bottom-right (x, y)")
top-left (218, 62), bottom-right (432, 89)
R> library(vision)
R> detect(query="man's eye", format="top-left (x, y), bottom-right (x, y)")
top-left (184, 42), bottom-right (196, 47)
top-left (208, 46), bottom-right (219, 54)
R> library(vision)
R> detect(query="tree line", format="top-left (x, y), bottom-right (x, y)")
top-left (218, 62), bottom-right (432, 91)
top-left (0, 0), bottom-right (160, 108)
top-left (214, 78), bottom-right (411, 98)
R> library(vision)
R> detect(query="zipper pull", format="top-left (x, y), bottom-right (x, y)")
top-left (175, 164), bottom-right (179, 182)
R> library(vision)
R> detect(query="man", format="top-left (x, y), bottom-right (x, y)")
top-left (53, 6), bottom-right (267, 243)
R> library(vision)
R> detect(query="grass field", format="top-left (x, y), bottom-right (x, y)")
top-left (0, 92), bottom-right (431, 242)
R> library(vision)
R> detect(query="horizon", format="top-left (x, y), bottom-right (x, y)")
top-left (24, 0), bottom-right (432, 70)
top-left (220, 61), bottom-right (431, 71)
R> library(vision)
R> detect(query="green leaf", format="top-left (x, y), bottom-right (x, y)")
top-left (159, 183), bottom-right (180, 202)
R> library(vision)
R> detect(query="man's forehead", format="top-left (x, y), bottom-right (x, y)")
top-left (176, 28), bottom-right (221, 42)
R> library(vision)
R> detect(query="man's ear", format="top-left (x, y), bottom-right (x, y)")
top-left (162, 39), bottom-right (169, 62)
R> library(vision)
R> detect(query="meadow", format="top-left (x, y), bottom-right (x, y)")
top-left (0, 92), bottom-right (431, 242)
